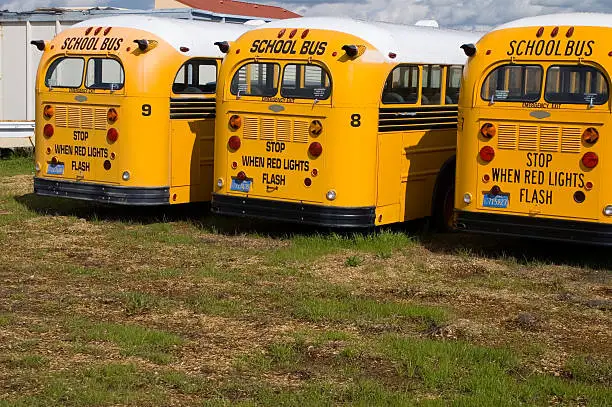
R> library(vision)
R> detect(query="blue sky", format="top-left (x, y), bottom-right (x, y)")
top-left (1, 0), bottom-right (610, 29)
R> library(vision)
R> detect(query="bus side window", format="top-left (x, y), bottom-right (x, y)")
top-left (421, 65), bottom-right (442, 105)
top-left (445, 65), bottom-right (463, 104)
top-left (381, 65), bottom-right (419, 104)
top-left (173, 59), bottom-right (217, 94)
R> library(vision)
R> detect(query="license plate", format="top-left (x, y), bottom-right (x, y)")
top-left (47, 163), bottom-right (64, 175)
top-left (483, 194), bottom-right (509, 208)
top-left (230, 178), bottom-right (251, 192)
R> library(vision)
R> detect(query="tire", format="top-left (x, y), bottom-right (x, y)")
top-left (433, 168), bottom-right (455, 232)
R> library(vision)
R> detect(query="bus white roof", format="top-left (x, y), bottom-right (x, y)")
top-left (72, 15), bottom-right (250, 57)
top-left (492, 13), bottom-right (612, 31)
top-left (254, 17), bottom-right (481, 65)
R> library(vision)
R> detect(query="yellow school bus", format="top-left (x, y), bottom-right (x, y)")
top-left (455, 13), bottom-right (612, 244)
top-left (33, 16), bottom-right (247, 205)
top-left (212, 17), bottom-right (480, 227)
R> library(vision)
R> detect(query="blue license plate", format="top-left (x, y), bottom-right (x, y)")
top-left (483, 194), bottom-right (509, 208)
top-left (230, 178), bottom-right (251, 192)
top-left (47, 163), bottom-right (64, 175)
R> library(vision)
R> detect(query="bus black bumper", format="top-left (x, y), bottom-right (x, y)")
top-left (212, 194), bottom-right (376, 228)
top-left (34, 177), bottom-right (170, 206)
top-left (455, 210), bottom-right (612, 245)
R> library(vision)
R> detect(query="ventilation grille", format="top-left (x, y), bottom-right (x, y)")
top-left (493, 122), bottom-right (583, 153)
top-left (170, 98), bottom-right (215, 120)
top-left (239, 116), bottom-right (315, 143)
top-left (52, 105), bottom-right (109, 130)
top-left (378, 105), bottom-right (458, 132)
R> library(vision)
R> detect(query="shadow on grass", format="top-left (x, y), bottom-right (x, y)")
top-left (423, 230), bottom-right (612, 271)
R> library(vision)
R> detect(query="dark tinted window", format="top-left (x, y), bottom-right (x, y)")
top-left (173, 59), bottom-right (217, 94)
top-left (230, 62), bottom-right (280, 97)
top-left (382, 65), bottom-right (419, 104)
top-left (545, 65), bottom-right (608, 105)
top-left (481, 64), bottom-right (542, 102)
top-left (281, 64), bottom-right (331, 100)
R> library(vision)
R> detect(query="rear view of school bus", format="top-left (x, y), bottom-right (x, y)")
top-left (33, 16), bottom-right (246, 205)
top-left (213, 17), bottom-right (479, 227)
top-left (456, 14), bottom-right (612, 243)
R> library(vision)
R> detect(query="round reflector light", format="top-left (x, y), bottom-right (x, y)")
top-left (103, 160), bottom-right (111, 170)
top-left (43, 124), bottom-right (54, 138)
top-left (309, 141), bottom-right (323, 157)
top-left (43, 105), bottom-right (54, 119)
top-left (574, 191), bottom-right (586, 203)
top-left (228, 135), bottom-right (241, 150)
top-left (479, 146), bottom-right (495, 162)
top-left (585, 181), bottom-right (593, 191)
top-left (482, 174), bottom-right (491, 183)
top-left (107, 128), bottom-right (119, 143)
top-left (582, 152), bottom-right (599, 169)
top-left (304, 178), bottom-right (312, 187)
top-left (231, 161), bottom-right (238, 170)
top-left (480, 123), bottom-right (496, 138)
top-left (582, 127), bottom-right (599, 144)
top-left (107, 108), bottom-right (118, 123)
top-left (229, 115), bottom-right (242, 130)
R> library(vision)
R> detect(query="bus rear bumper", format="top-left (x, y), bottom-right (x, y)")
top-left (455, 210), bottom-right (612, 245)
top-left (34, 177), bottom-right (170, 206)
top-left (212, 194), bottom-right (376, 228)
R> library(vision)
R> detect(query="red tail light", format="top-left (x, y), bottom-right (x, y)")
top-left (479, 146), bottom-right (495, 162)
top-left (237, 171), bottom-right (246, 181)
top-left (228, 135), bottom-right (241, 150)
top-left (107, 128), bottom-right (119, 143)
top-left (309, 142), bottom-right (322, 157)
top-left (43, 124), bottom-right (54, 138)
top-left (582, 152), bottom-right (598, 168)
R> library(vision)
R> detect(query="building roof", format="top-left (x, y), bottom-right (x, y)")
top-left (176, 0), bottom-right (300, 19)
top-left (72, 15), bottom-right (249, 57)
top-left (493, 13), bottom-right (612, 31)
top-left (258, 17), bottom-right (481, 65)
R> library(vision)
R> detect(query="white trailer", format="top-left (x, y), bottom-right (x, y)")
top-left (0, 7), bottom-right (263, 148)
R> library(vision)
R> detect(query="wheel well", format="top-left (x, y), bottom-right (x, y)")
top-left (431, 156), bottom-right (456, 217)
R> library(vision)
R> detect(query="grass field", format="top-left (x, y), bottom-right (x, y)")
top-left (0, 156), bottom-right (610, 406)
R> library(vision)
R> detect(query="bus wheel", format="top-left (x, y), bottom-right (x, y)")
top-left (434, 171), bottom-right (455, 232)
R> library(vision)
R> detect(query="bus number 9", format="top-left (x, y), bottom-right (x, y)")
top-left (350, 113), bottom-right (361, 128)
top-left (142, 104), bottom-right (152, 116)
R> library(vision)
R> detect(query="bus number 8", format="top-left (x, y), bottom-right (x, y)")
top-left (350, 114), bottom-right (361, 128)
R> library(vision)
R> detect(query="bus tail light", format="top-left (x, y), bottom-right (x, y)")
top-left (237, 171), bottom-right (247, 181)
top-left (480, 123), bottom-right (496, 138)
top-left (107, 128), bottom-right (119, 143)
top-left (479, 146), bottom-right (495, 162)
top-left (309, 120), bottom-right (323, 136)
top-left (229, 115), bottom-right (242, 130)
top-left (107, 108), bottom-right (118, 123)
top-left (309, 142), bottom-right (322, 157)
top-left (43, 105), bottom-right (54, 119)
top-left (228, 136), bottom-right (241, 150)
top-left (43, 124), bottom-right (54, 138)
top-left (582, 152), bottom-right (598, 169)
top-left (582, 127), bottom-right (599, 144)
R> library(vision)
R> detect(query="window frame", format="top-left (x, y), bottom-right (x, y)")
top-left (84, 57), bottom-right (125, 91)
top-left (172, 58), bottom-right (218, 95)
top-left (381, 64), bottom-right (421, 105)
top-left (543, 64), bottom-right (609, 106)
top-left (230, 61), bottom-right (281, 98)
top-left (480, 63), bottom-right (544, 103)
top-left (45, 57), bottom-right (86, 89)
top-left (280, 63), bottom-right (332, 100)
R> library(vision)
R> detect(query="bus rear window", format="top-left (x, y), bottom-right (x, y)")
top-left (545, 65), bottom-right (609, 105)
top-left (281, 64), bottom-right (331, 100)
top-left (85, 58), bottom-right (124, 90)
top-left (481, 64), bottom-right (542, 102)
top-left (45, 57), bottom-right (84, 88)
top-left (230, 62), bottom-right (279, 97)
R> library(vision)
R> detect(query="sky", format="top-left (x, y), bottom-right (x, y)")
top-left (0, 0), bottom-right (610, 30)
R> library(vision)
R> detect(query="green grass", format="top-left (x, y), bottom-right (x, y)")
top-left (292, 297), bottom-right (447, 327)
top-left (67, 318), bottom-right (183, 364)
top-left (0, 156), bottom-right (33, 177)
top-left (0, 312), bottom-right (14, 327)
